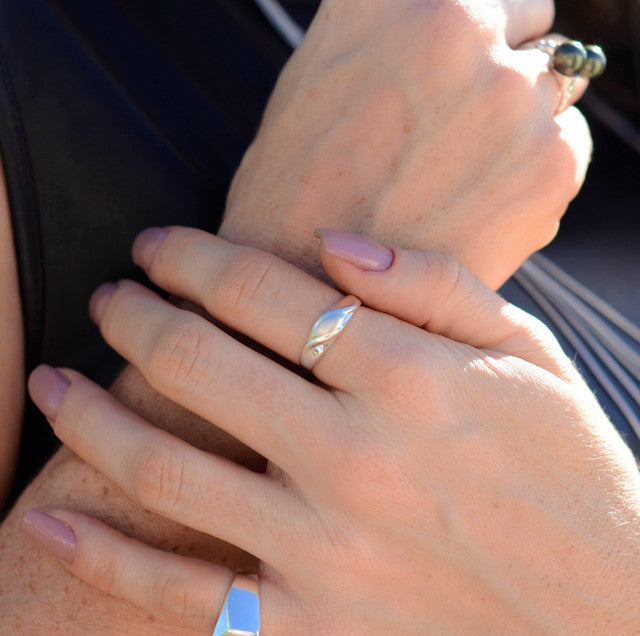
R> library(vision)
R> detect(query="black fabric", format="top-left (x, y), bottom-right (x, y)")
top-left (0, 0), bottom-right (319, 503)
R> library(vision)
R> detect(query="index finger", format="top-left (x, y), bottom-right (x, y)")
top-left (128, 227), bottom-right (423, 393)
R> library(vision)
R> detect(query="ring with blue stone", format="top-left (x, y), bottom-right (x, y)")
top-left (213, 574), bottom-right (260, 636)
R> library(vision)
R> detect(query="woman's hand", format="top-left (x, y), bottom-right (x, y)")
top-left (25, 227), bottom-right (640, 634)
top-left (222, 0), bottom-right (593, 288)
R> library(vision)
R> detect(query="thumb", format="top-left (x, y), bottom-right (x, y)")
top-left (315, 228), bottom-right (573, 379)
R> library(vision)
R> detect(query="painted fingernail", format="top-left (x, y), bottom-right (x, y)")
top-left (315, 228), bottom-right (393, 271)
top-left (132, 227), bottom-right (168, 269)
top-left (89, 282), bottom-right (118, 323)
top-left (22, 509), bottom-right (76, 564)
top-left (28, 365), bottom-right (70, 421)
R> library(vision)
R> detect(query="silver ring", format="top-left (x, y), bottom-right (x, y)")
top-left (556, 75), bottom-right (577, 114)
top-left (213, 574), bottom-right (260, 636)
top-left (534, 37), bottom-right (606, 80)
top-left (300, 295), bottom-right (362, 371)
top-left (534, 38), bottom-right (579, 113)
top-left (535, 37), bottom-right (559, 57)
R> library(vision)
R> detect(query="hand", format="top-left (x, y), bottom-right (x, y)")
top-left (222, 0), bottom-right (593, 287)
top-left (26, 227), bottom-right (640, 634)
top-left (1, 2), bottom-right (601, 630)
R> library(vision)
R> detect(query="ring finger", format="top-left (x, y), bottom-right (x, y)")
top-left (519, 33), bottom-right (591, 113)
top-left (119, 227), bottom-right (427, 393)
top-left (22, 508), bottom-right (235, 634)
top-left (502, 0), bottom-right (554, 49)
top-left (89, 278), bottom-right (342, 469)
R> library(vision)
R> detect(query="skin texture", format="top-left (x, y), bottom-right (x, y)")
top-left (221, 1), bottom-right (591, 287)
top-left (23, 231), bottom-right (640, 633)
top-left (0, 0), bottom-right (596, 631)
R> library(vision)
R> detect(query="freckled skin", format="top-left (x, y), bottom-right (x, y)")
top-left (0, 0), bottom-right (595, 629)
top-left (0, 366), bottom-right (259, 633)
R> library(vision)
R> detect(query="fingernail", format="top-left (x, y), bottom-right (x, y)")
top-left (315, 228), bottom-right (393, 271)
top-left (89, 282), bottom-right (118, 323)
top-left (28, 365), bottom-right (70, 421)
top-left (22, 509), bottom-right (76, 564)
top-left (132, 227), bottom-right (168, 269)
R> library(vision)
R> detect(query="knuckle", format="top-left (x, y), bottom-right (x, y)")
top-left (417, 252), bottom-right (465, 323)
top-left (130, 442), bottom-right (187, 512)
top-left (61, 392), bottom-right (94, 442)
top-left (60, 388), bottom-right (112, 446)
top-left (91, 550), bottom-right (119, 596)
top-left (146, 318), bottom-right (216, 393)
top-left (156, 575), bottom-right (208, 627)
top-left (213, 248), bottom-right (282, 320)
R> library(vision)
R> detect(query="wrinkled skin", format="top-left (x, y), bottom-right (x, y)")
top-left (222, 0), bottom-right (591, 288)
top-left (0, 0), bottom-right (596, 632)
top-left (26, 228), bottom-right (640, 634)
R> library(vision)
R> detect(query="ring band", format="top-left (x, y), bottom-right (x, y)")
top-left (300, 295), bottom-right (362, 370)
top-left (213, 574), bottom-right (260, 636)
top-left (556, 75), bottom-right (577, 114)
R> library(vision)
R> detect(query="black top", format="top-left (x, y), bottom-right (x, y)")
top-left (0, 0), bottom-right (637, 507)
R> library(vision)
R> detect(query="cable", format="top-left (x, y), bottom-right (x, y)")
top-left (252, 0), bottom-right (304, 49)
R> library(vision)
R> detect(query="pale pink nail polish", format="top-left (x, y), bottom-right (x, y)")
top-left (315, 228), bottom-right (393, 271)
top-left (89, 282), bottom-right (118, 323)
top-left (132, 227), bottom-right (168, 269)
top-left (28, 365), bottom-right (70, 421)
top-left (22, 509), bottom-right (76, 564)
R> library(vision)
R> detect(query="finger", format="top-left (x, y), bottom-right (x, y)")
top-left (27, 366), bottom-right (296, 566)
top-left (132, 227), bottom-right (342, 366)
top-left (502, 0), bottom-right (554, 49)
top-left (126, 227), bottom-right (420, 393)
top-left (553, 105), bottom-right (592, 200)
top-left (509, 42), bottom-right (592, 204)
top-left (517, 34), bottom-right (590, 113)
top-left (89, 280), bottom-right (338, 466)
top-left (22, 508), bottom-right (234, 634)
top-left (316, 229), bottom-right (576, 380)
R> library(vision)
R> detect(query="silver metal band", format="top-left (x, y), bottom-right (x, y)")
top-left (535, 37), bottom-right (559, 56)
top-left (533, 38), bottom-right (578, 112)
top-left (213, 574), bottom-right (260, 636)
top-left (300, 295), bottom-right (362, 371)
top-left (556, 76), bottom-right (577, 114)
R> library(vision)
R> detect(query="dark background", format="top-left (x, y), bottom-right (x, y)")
top-left (540, 0), bottom-right (639, 323)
